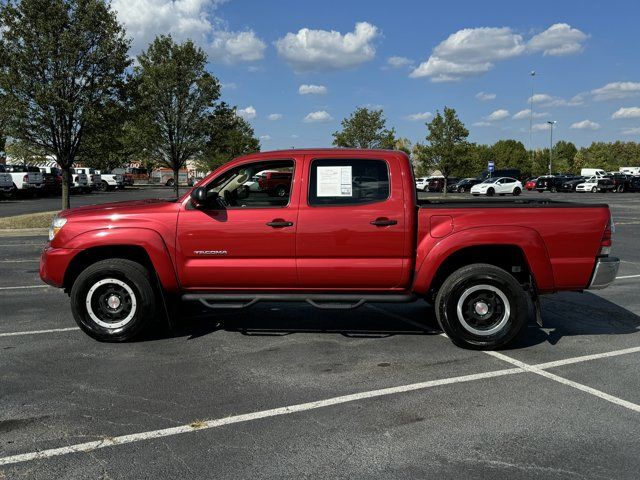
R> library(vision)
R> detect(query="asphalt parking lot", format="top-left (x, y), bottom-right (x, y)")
top-left (1, 190), bottom-right (640, 479)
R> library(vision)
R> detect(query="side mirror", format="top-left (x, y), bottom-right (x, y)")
top-left (190, 187), bottom-right (208, 207)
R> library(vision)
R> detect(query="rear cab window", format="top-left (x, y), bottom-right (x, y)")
top-left (308, 158), bottom-right (390, 206)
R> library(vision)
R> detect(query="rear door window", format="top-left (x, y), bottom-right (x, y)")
top-left (308, 159), bottom-right (389, 206)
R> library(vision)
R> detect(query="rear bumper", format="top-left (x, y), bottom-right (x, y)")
top-left (588, 256), bottom-right (619, 290)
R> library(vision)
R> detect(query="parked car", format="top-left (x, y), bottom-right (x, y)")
top-left (606, 173), bottom-right (632, 193)
top-left (0, 164), bottom-right (15, 198)
top-left (112, 168), bottom-right (134, 186)
top-left (559, 176), bottom-right (586, 192)
top-left (41, 148), bottom-right (618, 350)
top-left (428, 177), bottom-right (459, 192)
top-left (69, 168), bottom-right (90, 193)
top-left (628, 176), bottom-right (640, 192)
top-left (97, 170), bottom-right (124, 191)
top-left (415, 177), bottom-right (428, 192)
top-left (535, 175), bottom-right (575, 193)
top-left (4, 164), bottom-right (44, 196)
top-left (524, 178), bottom-right (538, 191)
top-left (448, 178), bottom-right (482, 193)
top-left (257, 170), bottom-right (292, 197)
top-left (576, 176), bottom-right (615, 193)
top-left (471, 177), bottom-right (522, 196)
top-left (619, 167), bottom-right (640, 176)
top-left (39, 166), bottom-right (63, 195)
top-left (75, 168), bottom-right (101, 191)
top-left (580, 168), bottom-right (607, 178)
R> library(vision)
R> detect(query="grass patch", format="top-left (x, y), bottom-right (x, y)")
top-left (0, 211), bottom-right (58, 229)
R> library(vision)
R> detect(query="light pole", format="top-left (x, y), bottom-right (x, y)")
top-left (529, 70), bottom-right (536, 164)
top-left (547, 120), bottom-right (556, 175)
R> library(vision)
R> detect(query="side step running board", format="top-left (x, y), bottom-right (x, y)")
top-left (182, 293), bottom-right (416, 310)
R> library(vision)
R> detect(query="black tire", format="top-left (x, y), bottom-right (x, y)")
top-left (99, 181), bottom-right (108, 192)
top-left (617, 185), bottom-right (624, 193)
top-left (70, 259), bottom-right (158, 342)
top-left (275, 185), bottom-right (288, 197)
top-left (550, 186), bottom-right (557, 193)
top-left (591, 186), bottom-right (597, 193)
top-left (165, 178), bottom-right (175, 187)
top-left (486, 188), bottom-right (495, 197)
top-left (435, 263), bottom-right (529, 349)
top-left (513, 187), bottom-right (521, 196)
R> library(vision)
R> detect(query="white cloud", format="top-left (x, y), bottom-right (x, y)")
top-left (267, 113), bottom-right (283, 121)
top-left (221, 82), bottom-right (237, 90)
top-left (209, 30), bottom-right (266, 64)
top-left (486, 109), bottom-right (510, 121)
top-left (298, 84), bottom-right (328, 95)
top-left (612, 107), bottom-right (640, 119)
top-left (410, 23), bottom-right (586, 82)
top-left (405, 112), bottom-right (432, 121)
top-left (570, 119), bottom-right (600, 130)
top-left (303, 111), bottom-right (333, 123)
top-left (532, 123), bottom-right (551, 132)
top-left (527, 93), bottom-right (583, 107)
top-left (237, 106), bottom-right (256, 120)
top-left (259, 134), bottom-right (271, 141)
top-left (622, 127), bottom-right (640, 135)
top-left (475, 91), bottom-right (496, 101)
top-left (112, 0), bottom-right (266, 63)
top-left (527, 23), bottom-right (588, 56)
top-left (512, 109), bottom-right (549, 120)
top-left (592, 82), bottom-right (640, 101)
top-left (275, 22), bottom-right (379, 72)
top-left (472, 121), bottom-right (493, 127)
top-left (387, 56), bottom-right (412, 68)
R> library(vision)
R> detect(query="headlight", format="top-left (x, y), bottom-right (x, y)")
top-left (48, 216), bottom-right (67, 241)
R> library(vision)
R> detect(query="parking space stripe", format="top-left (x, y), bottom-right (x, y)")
top-left (616, 274), bottom-right (640, 279)
top-left (0, 259), bottom-right (39, 263)
top-left (485, 350), bottom-right (640, 413)
top-left (0, 366), bottom-right (523, 466)
top-left (0, 285), bottom-right (49, 291)
top-left (0, 327), bottom-right (79, 338)
top-left (535, 346), bottom-right (640, 370)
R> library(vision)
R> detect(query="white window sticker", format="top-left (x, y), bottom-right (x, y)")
top-left (317, 166), bottom-right (352, 197)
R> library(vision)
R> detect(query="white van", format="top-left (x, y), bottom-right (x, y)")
top-left (580, 168), bottom-right (606, 178)
top-left (619, 167), bottom-right (640, 175)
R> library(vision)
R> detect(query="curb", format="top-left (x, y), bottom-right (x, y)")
top-left (0, 228), bottom-right (48, 238)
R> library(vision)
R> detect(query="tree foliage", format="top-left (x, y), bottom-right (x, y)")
top-left (414, 107), bottom-right (470, 194)
top-left (197, 103), bottom-right (260, 172)
top-left (0, 0), bottom-right (130, 209)
top-left (131, 35), bottom-right (220, 196)
top-left (332, 107), bottom-right (396, 149)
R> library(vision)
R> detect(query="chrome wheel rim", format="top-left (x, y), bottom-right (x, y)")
top-left (456, 284), bottom-right (511, 336)
top-left (86, 278), bottom-right (137, 329)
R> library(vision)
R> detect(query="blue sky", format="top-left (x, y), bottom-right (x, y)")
top-left (113, 0), bottom-right (640, 150)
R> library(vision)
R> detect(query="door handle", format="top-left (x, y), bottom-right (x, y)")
top-left (266, 220), bottom-right (294, 228)
top-left (370, 218), bottom-right (397, 227)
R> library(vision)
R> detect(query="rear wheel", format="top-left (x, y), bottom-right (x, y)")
top-left (513, 187), bottom-right (521, 196)
top-left (275, 184), bottom-right (288, 197)
top-left (435, 264), bottom-right (529, 349)
top-left (550, 186), bottom-right (557, 193)
top-left (70, 259), bottom-right (158, 342)
top-left (617, 185), bottom-right (624, 193)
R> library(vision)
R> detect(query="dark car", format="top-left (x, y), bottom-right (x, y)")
top-left (448, 178), bottom-right (482, 193)
top-left (536, 175), bottom-right (573, 193)
top-left (606, 173), bottom-right (632, 193)
top-left (40, 166), bottom-right (63, 195)
top-left (628, 176), bottom-right (640, 192)
top-left (428, 177), bottom-right (460, 192)
top-left (558, 176), bottom-right (586, 192)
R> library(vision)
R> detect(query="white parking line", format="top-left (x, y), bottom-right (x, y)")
top-left (0, 285), bottom-right (49, 291)
top-left (485, 350), bottom-right (640, 413)
top-left (2, 344), bottom-right (640, 467)
top-left (0, 327), bottom-right (79, 338)
top-left (0, 259), bottom-right (39, 263)
top-left (616, 274), bottom-right (640, 280)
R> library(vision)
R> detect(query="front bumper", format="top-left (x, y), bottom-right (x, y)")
top-left (588, 256), bottom-right (620, 290)
top-left (40, 245), bottom-right (77, 288)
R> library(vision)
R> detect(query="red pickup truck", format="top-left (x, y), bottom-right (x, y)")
top-left (40, 149), bottom-right (619, 349)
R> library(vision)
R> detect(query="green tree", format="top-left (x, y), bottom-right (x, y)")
top-left (414, 107), bottom-right (470, 195)
top-left (394, 137), bottom-right (412, 155)
top-left (491, 139), bottom-right (531, 177)
top-left (332, 107), bottom-right (396, 149)
top-left (131, 35), bottom-right (220, 197)
top-left (0, 0), bottom-right (130, 209)
top-left (553, 140), bottom-right (578, 173)
top-left (198, 102), bottom-right (260, 172)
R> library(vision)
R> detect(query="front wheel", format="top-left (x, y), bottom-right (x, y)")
top-left (486, 188), bottom-right (495, 196)
top-left (591, 186), bottom-right (597, 193)
top-left (435, 264), bottom-right (529, 349)
top-left (70, 259), bottom-right (158, 342)
top-left (513, 187), bottom-right (521, 196)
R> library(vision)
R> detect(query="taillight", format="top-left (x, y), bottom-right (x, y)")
top-left (599, 215), bottom-right (614, 256)
top-left (23, 174), bottom-right (29, 182)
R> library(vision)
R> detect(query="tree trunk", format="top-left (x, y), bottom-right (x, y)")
top-left (61, 167), bottom-right (71, 210)
top-left (173, 167), bottom-right (179, 198)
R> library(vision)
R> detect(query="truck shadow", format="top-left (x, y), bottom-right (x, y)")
top-left (152, 291), bottom-right (640, 349)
